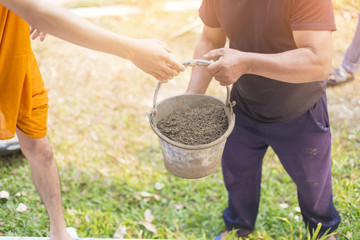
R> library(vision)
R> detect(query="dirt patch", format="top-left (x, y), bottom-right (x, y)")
top-left (157, 103), bottom-right (228, 145)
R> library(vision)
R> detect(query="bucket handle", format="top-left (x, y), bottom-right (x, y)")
top-left (151, 59), bottom-right (234, 117)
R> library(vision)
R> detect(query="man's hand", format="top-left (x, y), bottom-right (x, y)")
top-left (204, 48), bottom-right (248, 86)
top-left (30, 27), bottom-right (47, 41)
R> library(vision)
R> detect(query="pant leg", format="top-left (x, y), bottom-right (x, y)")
top-left (342, 11), bottom-right (360, 74)
top-left (222, 115), bottom-right (268, 236)
top-left (266, 94), bottom-right (340, 236)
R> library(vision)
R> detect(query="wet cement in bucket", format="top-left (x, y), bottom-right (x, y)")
top-left (156, 103), bottom-right (228, 145)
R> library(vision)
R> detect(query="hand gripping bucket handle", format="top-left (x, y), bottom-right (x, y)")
top-left (148, 59), bottom-right (236, 179)
top-left (151, 59), bottom-right (233, 119)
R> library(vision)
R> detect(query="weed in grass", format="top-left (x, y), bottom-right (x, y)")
top-left (307, 223), bottom-right (336, 240)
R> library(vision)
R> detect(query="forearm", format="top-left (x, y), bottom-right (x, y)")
top-left (187, 28), bottom-right (226, 94)
top-left (186, 41), bottom-right (215, 93)
top-left (3, 0), bottom-right (133, 59)
top-left (239, 30), bottom-right (333, 83)
top-left (36, 10), bottom-right (132, 59)
top-left (245, 47), bottom-right (333, 83)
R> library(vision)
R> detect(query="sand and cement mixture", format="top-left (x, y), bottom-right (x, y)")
top-left (157, 103), bottom-right (228, 145)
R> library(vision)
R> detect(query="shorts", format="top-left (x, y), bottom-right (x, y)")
top-left (16, 55), bottom-right (49, 139)
top-left (0, 6), bottom-right (48, 140)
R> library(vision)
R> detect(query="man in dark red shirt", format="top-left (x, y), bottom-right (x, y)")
top-left (187, 0), bottom-right (341, 239)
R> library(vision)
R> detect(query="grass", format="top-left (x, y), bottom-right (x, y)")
top-left (1, 1), bottom-right (360, 239)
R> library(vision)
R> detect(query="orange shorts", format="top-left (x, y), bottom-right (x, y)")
top-left (16, 55), bottom-right (49, 139)
top-left (0, 53), bottom-right (49, 140)
top-left (0, 5), bottom-right (48, 140)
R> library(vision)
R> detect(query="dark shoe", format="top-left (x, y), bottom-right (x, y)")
top-left (327, 67), bottom-right (355, 86)
top-left (213, 231), bottom-right (228, 240)
top-left (213, 233), bottom-right (222, 240)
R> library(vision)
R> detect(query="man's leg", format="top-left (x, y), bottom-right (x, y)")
top-left (16, 129), bottom-right (73, 240)
top-left (342, 11), bottom-right (360, 75)
top-left (221, 115), bottom-right (268, 237)
top-left (267, 94), bottom-right (340, 237)
top-left (327, 11), bottom-right (360, 86)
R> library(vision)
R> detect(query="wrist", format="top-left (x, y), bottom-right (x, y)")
top-left (115, 36), bottom-right (137, 61)
top-left (239, 51), bottom-right (253, 75)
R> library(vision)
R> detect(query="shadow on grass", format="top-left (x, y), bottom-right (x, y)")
top-left (0, 151), bottom-right (26, 169)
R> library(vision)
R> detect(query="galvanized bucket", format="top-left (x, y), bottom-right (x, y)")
top-left (148, 59), bottom-right (235, 179)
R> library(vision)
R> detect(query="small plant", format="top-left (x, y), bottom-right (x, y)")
top-left (277, 217), bottom-right (294, 240)
top-left (224, 230), bottom-right (239, 240)
top-left (307, 222), bottom-right (336, 240)
top-left (277, 217), bottom-right (336, 240)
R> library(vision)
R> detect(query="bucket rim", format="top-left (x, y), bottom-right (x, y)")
top-left (148, 93), bottom-right (235, 150)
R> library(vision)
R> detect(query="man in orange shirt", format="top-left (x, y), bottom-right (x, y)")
top-left (0, 0), bottom-right (184, 239)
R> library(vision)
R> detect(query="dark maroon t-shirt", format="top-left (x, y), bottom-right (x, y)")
top-left (199, 0), bottom-right (336, 123)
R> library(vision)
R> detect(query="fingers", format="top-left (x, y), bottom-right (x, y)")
top-left (209, 66), bottom-right (234, 86)
top-left (163, 64), bottom-right (181, 79)
top-left (155, 53), bottom-right (185, 82)
top-left (139, 39), bottom-right (186, 82)
top-left (30, 28), bottom-right (47, 41)
top-left (153, 73), bottom-right (169, 83)
top-left (30, 29), bottom-right (41, 40)
top-left (215, 77), bottom-right (232, 86)
top-left (152, 63), bottom-right (182, 83)
top-left (166, 55), bottom-right (186, 72)
top-left (153, 40), bottom-right (184, 73)
top-left (207, 60), bottom-right (221, 75)
top-left (203, 48), bottom-right (224, 61)
top-left (39, 32), bottom-right (47, 41)
top-left (151, 68), bottom-right (174, 83)
top-left (203, 48), bottom-right (224, 77)
top-left (204, 51), bottom-right (236, 86)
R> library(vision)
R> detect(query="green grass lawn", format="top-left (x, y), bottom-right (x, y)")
top-left (1, 1), bottom-right (360, 239)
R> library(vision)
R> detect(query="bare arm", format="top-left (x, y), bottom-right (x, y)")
top-left (186, 25), bottom-right (227, 94)
top-left (205, 30), bottom-right (334, 85)
top-left (0, 0), bottom-right (185, 82)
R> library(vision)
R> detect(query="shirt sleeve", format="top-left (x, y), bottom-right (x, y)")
top-left (198, 0), bottom-right (221, 28)
top-left (290, 0), bottom-right (336, 31)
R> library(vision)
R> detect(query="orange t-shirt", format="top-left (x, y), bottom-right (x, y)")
top-left (0, 5), bottom-right (47, 140)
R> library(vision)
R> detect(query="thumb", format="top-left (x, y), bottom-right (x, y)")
top-left (203, 49), bottom-right (224, 61)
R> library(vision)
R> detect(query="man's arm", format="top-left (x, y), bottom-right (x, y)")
top-left (186, 25), bottom-right (227, 94)
top-left (0, 0), bottom-right (184, 82)
top-left (204, 30), bottom-right (334, 85)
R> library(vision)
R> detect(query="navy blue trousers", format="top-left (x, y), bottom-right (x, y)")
top-left (222, 94), bottom-right (341, 236)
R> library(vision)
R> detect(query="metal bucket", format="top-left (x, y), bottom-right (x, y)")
top-left (148, 59), bottom-right (235, 179)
